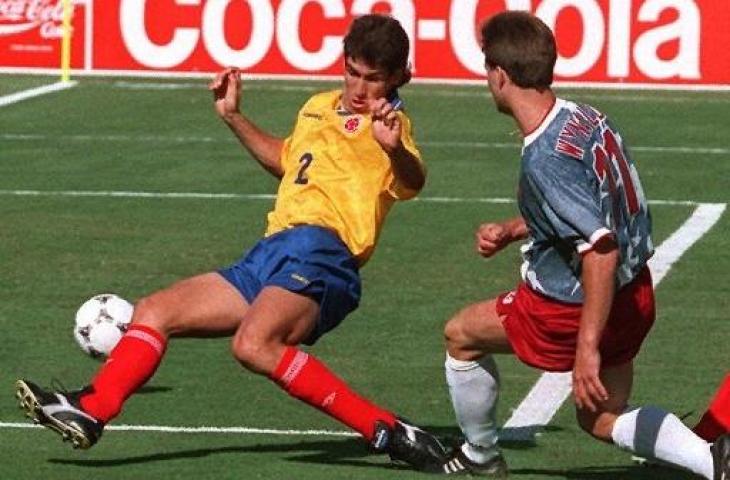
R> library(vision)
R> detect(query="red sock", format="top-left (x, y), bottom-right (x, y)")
top-left (694, 374), bottom-right (730, 442)
top-left (271, 347), bottom-right (396, 441)
top-left (80, 324), bottom-right (166, 423)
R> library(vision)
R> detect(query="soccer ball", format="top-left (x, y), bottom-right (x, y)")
top-left (74, 294), bottom-right (134, 358)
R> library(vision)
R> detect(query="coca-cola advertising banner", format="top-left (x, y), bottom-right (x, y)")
top-left (2, 0), bottom-right (729, 88)
top-left (0, 0), bottom-right (86, 68)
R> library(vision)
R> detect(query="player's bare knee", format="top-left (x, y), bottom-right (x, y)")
top-left (443, 316), bottom-right (466, 353)
top-left (130, 296), bottom-right (171, 335)
top-left (444, 318), bottom-right (484, 360)
top-left (230, 333), bottom-right (255, 367)
top-left (576, 409), bottom-right (616, 442)
top-left (230, 332), bottom-right (271, 375)
top-left (576, 410), bottom-right (600, 438)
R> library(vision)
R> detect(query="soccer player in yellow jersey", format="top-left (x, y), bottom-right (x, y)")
top-left (16, 14), bottom-right (447, 472)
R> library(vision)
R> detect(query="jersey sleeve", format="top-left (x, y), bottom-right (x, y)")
top-left (279, 101), bottom-right (309, 174)
top-left (386, 112), bottom-right (425, 200)
top-left (525, 153), bottom-right (612, 253)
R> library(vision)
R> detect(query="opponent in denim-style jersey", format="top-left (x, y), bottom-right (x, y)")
top-left (440, 12), bottom-right (729, 479)
top-left (518, 98), bottom-right (654, 303)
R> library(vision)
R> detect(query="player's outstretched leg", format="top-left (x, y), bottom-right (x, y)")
top-left (16, 321), bottom-right (167, 451)
top-left (267, 346), bottom-right (447, 472)
top-left (15, 379), bottom-right (103, 449)
top-left (371, 418), bottom-right (448, 473)
top-left (712, 433), bottom-right (730, 480)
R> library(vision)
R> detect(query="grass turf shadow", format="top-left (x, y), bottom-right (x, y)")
top-left (47, 437), bottom-right (410, 472)
top-left (512, 465), bottom-right (697, 479)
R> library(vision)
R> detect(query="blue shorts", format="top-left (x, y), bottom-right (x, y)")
top-left (218, 225), bottom-right (361, 345)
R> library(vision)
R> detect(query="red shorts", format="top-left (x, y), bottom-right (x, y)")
top-left (497, 267), bottom-right (655, 372)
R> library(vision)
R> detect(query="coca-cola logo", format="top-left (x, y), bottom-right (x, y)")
top-left (115, 0), bottom-right (702, 81)
top-left (0, 0), bottom-right (70, 38)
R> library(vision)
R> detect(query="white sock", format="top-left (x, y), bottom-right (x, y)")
top-left (611, 405), bottom-right (714, 479)
top-left (445, 353), bottom-right (500, 463)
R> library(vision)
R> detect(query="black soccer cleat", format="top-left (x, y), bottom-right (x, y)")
top-left (15, 379), bottom-right (103, 449)
top-left (371, 418), bottom-right (448, 473)
top-left (441, 446), bottom-right (508, 477)
top-left (712, 433), bottom-right (730, 480)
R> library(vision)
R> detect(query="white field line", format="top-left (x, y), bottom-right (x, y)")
top-left (647, 204), bottom-right (728, 284)
top-left (0, 189), bottom-right (277, 201)
top-left (0, 422), bottom-right (357, 437)
top-left (423, 141), bottom-right (730, 156)
top-left (0, 81), bottom-right (77, 107)
top-left (4, 67), bottom-right (730, 91)
top-left (108, 79), bottom-right (730, 98)
top-left (1, 132), bottom-right (728, 156)
top-left (499, 203), bottom-right (727, 443)
top-left (0, 189), bottom-right (723, 208)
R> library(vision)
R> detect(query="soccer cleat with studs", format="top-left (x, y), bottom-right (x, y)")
top-left (371, 418), bottom-right (448, 473)
top-left (442, 445), bottom-right (508, 477)
top-left (15, 379), bottom-right (103, 449)
top-left (712, 433), bottom-right (730, 480)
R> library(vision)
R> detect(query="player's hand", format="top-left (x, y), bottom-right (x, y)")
top-left (209, 67), bottom-right (241, 120)
top-left (476, 222), bottom-right (510, 257)
top-left (572, 346), bottom-right (609, 412)
top-left (370, 97), bottom-right (402, 154)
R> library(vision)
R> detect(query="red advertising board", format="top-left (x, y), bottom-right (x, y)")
top-left (0, 0), bottom-right (86, 69)
top-left (2, 0), bottom-right (729, 88)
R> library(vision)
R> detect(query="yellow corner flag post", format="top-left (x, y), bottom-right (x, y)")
top-left (60, 0), bottom-right (72, 83)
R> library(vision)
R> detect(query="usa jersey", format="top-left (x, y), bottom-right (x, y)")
top-left (518, 98), bottom-right (653, 303)
top-left (265, 90), bottom-right (423, 265)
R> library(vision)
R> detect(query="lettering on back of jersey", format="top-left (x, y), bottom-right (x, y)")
top-left (555, 104), bottom-right (604, 160)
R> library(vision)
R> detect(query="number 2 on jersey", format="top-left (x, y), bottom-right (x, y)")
top-left (294, 153), bottom-right (313, 185)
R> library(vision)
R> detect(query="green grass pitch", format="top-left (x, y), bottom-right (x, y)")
top-left (0, 74), bottom-right (728, 479)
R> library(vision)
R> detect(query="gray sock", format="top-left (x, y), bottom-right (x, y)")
top-left (445, 353), bottom-right (500, 462)
top-left (612, 405), bottom-right (713, 479)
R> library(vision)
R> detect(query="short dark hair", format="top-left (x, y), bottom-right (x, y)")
top-left (343, 14), bottom-right (411, 85)
top-left (481, 11), bottom-right (557, 90)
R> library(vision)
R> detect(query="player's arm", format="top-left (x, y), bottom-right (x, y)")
top-left (386, 142), bottom-right (425, 192)
top-left (209, 68), bottom-right (284, 178)
top-left (573, 235), bottom-right (617, 412)
top-left (476, 216), bottom-right (527, 257)
top-left (371, 98), bottom-right (426, 192)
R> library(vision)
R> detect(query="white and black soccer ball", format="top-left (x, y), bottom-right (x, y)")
top-left (73, 293), bottom-right (134, 358)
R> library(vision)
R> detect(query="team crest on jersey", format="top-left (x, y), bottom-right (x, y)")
top-left (343, 116), bottom-right (361, 133)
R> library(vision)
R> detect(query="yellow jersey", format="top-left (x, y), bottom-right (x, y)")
top-left (265, 90), bottom-right (423, 266)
